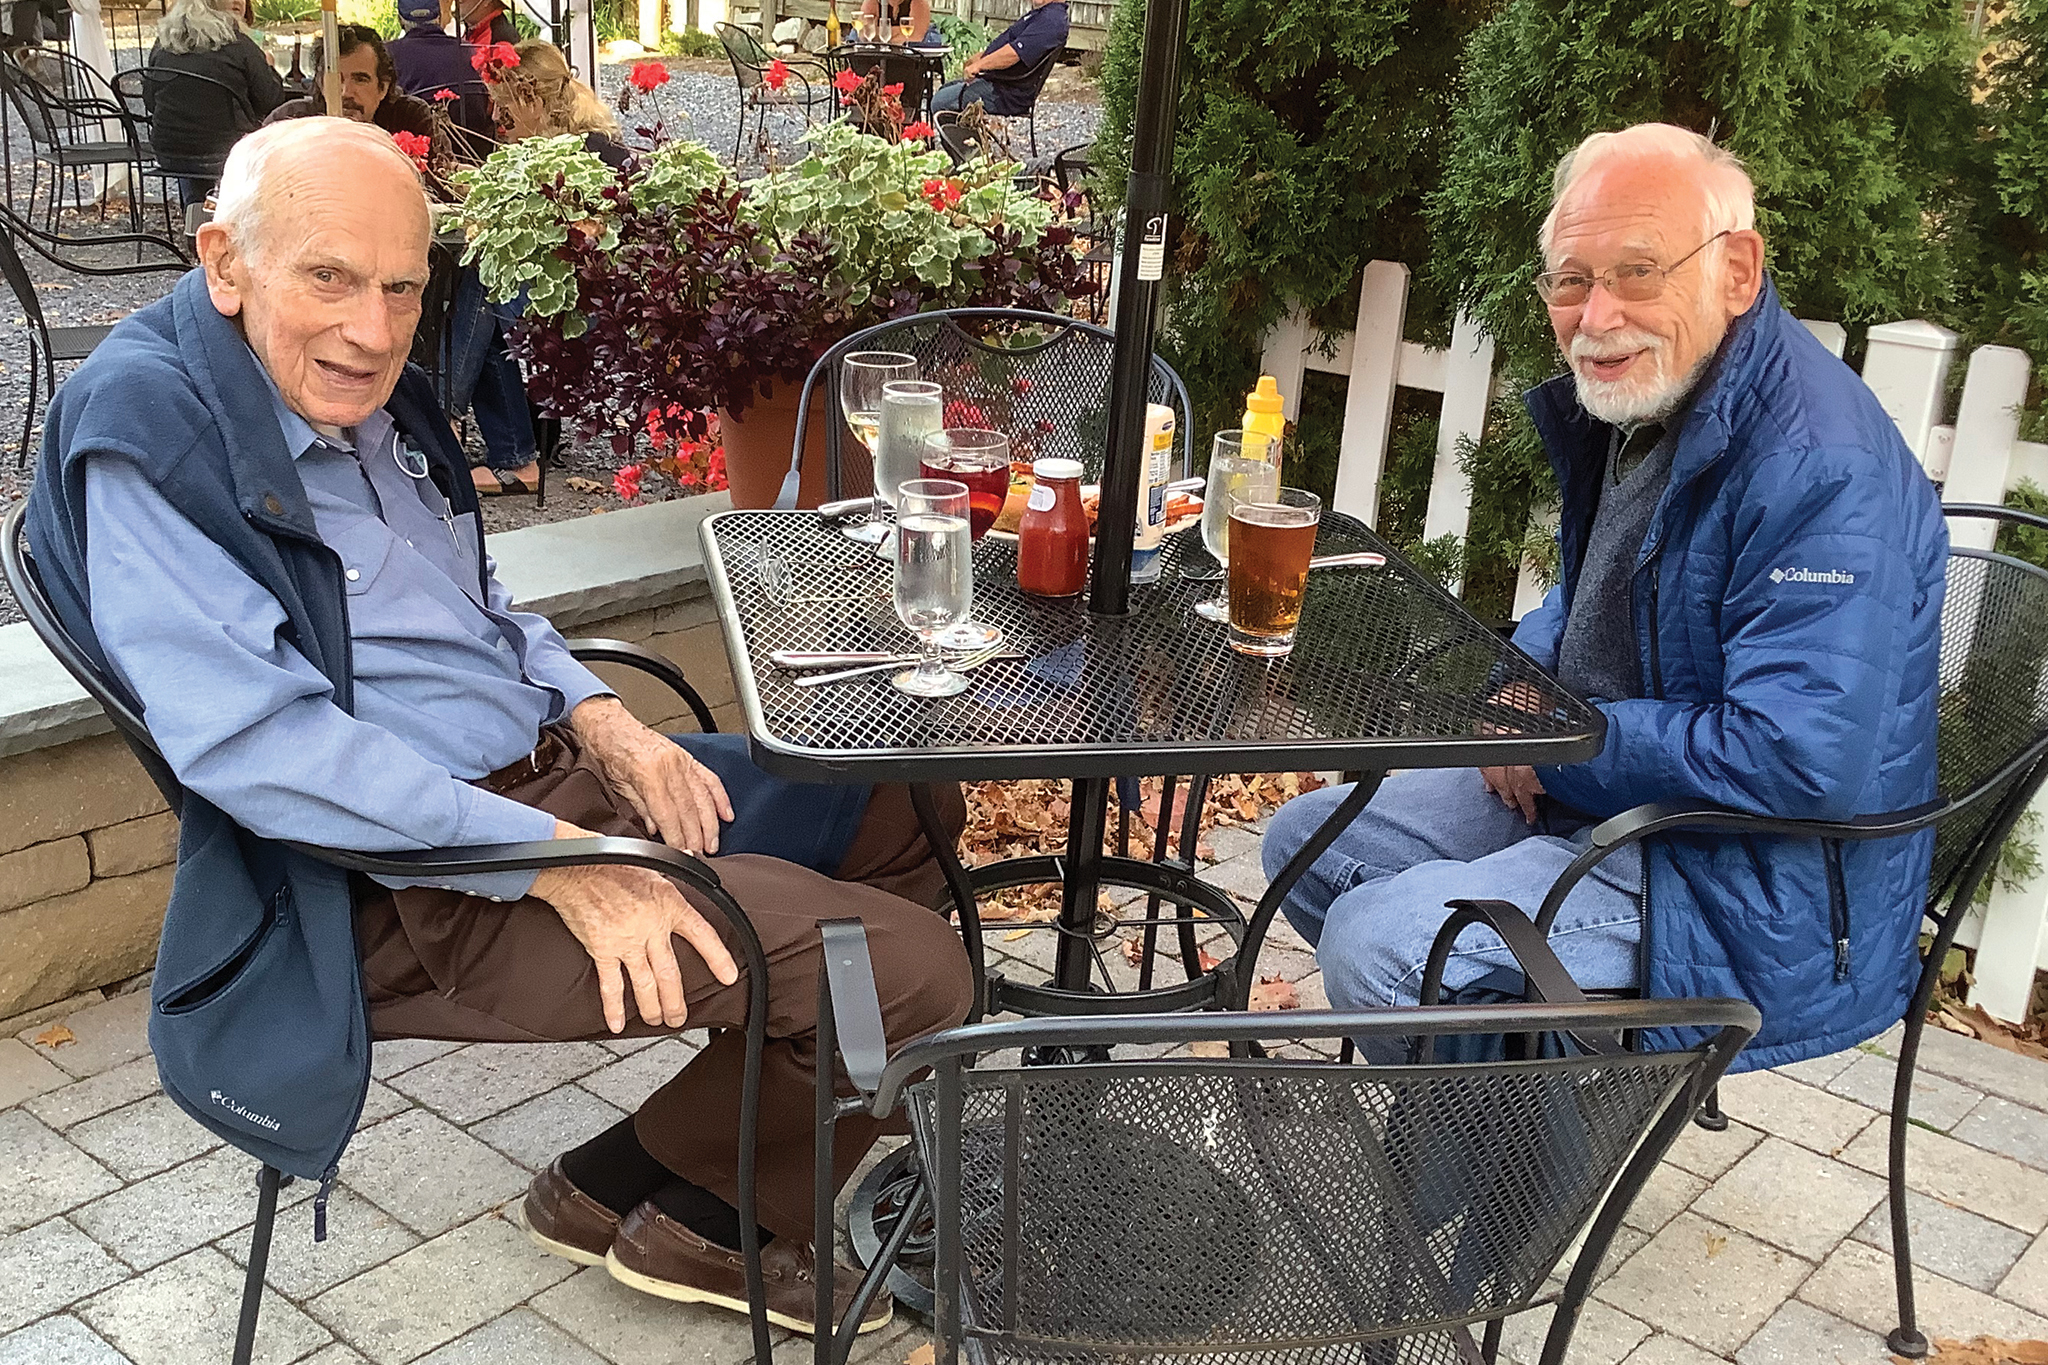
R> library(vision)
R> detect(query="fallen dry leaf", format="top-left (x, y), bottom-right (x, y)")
top-left (562, 475), bottom-right (607, 494)
top-left (31, 1024), bottom-right (75, 1049)
top-left (1703, 1232), bottom-right (1727, 1258)
top-left (904, 1345), bottom-right (935, 1365)
top-left (1248, 977), bottom-right (1301, 1012)
top-left (1002, 929), bottom-right (1032, 943)
top-left (1198, 947), bottom-right (1220, 973)
top-left (1926, 1336), bottom-right (2048, 1364)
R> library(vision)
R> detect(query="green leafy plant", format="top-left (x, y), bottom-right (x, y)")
top-left (930, 12), bottom-right (990, 80)
top-left (659, 24), bottom-right (723, 57)
top-left (456, 133), bottom-right (625, 323)
top-left (251, 0), bottom-right (318, 24)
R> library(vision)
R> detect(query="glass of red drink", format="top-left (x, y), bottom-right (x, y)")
top-left (921, 428), bottom-right (1009, 649)
top-left (920, 428), bottom-right (1010, 539)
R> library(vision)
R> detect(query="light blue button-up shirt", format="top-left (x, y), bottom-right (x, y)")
top-left (83, 362), bottom-right (611, 900)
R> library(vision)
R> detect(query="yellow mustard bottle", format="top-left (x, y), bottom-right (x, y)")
top-left (1242, 374), bottom-right (1285, 462)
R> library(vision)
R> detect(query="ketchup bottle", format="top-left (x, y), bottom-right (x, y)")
top-left (1016, 457), bottom-right (1089, 597)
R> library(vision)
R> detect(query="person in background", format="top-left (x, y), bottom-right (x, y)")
top-left (145, 0), bottom-right (287, 204)
top-left (387, 0), bottom-right (497, 159)
top-left (853, 0), bottom-right (935, 45)
top-left (265, 23), bottom-right (435, 135)
top-left (458, 0), bottom-right (517, 48)
top-left (927, 0), bottom-right (1063, 115)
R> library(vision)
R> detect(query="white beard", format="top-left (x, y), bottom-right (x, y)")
top-left (1570, 326), bottom-right (1716, 426)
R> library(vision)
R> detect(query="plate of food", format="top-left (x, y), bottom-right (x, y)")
top-left (987, 463), bottom-right (1204, 540)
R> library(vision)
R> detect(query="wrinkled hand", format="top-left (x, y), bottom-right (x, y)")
top-left (532, 821), bottom-right (740, 1032)
top-left (1480, 765), bottom-right (1544, 825)
top-left (569, 697), bottom-right (734, 855)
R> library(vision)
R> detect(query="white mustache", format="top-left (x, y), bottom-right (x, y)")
top-left (1570, 328), bottom-right (1666, 371)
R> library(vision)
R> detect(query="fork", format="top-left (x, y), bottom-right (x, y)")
top-left (793, 643), bottom-right (1020, 687)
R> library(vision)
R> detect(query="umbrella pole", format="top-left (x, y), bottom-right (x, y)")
top-left (321, 0), bottom-right (344, 116)
top-left (1086, 0), bottom-right (1191, 616)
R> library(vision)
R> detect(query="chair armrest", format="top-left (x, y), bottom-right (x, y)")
top-left (566, 637), bottom-right (718, 734)
top-left (1421, 899), bottom-right (1588, 1006)
top-left (818, 918), bottom-right (889, 1097)
top-left (286, 833), bottom-right (724, 897)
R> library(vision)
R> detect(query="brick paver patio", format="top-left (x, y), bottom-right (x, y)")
top-left (6, 826), bottom-right (2048, 1365)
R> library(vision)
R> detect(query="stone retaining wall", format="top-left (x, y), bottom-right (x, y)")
top-left (0, 493), bottom-right (742, 1021)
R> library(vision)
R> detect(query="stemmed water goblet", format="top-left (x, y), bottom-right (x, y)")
top-left (838, 351), bottom-right (919, 545)
top-left (919, 427), bottom-right (1009, 650)
top-left (1194, 429), bottom-right (1282, 622)
top-left (892, 479), bottom-right (976, 697)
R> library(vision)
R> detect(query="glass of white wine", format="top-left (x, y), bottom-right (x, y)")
top-left (1194, 429), bottom-right (1281, 623)
top-left (838, 351), bottom-right (919, 545)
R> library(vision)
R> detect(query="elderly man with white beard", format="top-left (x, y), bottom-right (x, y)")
top-left (1259, 123), bottom-right (1948, 1070)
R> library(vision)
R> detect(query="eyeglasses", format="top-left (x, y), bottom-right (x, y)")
top-left (1534, 230), bottom-right (1731, 307)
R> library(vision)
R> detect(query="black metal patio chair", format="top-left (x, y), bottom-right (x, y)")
top-left (112, 65), bottom-right (260, 220)
top-left (968, 44), bottom-right (1059, 156)
top-left (1408, 502), bottom-right (2048, 1359)
top-left (805, 916), bottom-right (1758, 1365)
top-left (716, 21), bottom-right (830, 162)
top-left (0, 47), bottom-right (153, 233)
top-left (1, 502), bottom-right (774, 1365)
top-left (0, 202), bottom-right (187, 466)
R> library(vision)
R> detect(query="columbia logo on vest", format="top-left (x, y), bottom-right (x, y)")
top-left (209, 1089), bottom-right (282, 1132)
top-left (1770, 567), bottom-right (1856, 585)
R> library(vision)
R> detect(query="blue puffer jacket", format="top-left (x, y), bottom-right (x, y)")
top-left (1515, 278), bottom-right (1948, 1070)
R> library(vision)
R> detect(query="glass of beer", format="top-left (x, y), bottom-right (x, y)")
top-left (1193, 430), bottom-right (1281, 622)
top-left (1227, 488), bottom-right (1321, 657)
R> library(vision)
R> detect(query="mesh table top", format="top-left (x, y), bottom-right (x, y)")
top-left (701, 509), bottom-right (1605, 782)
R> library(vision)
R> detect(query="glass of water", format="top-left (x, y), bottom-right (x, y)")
top-left (838, 351), bottom-right (919, 544)
top-left (877, 380), bottom-right (943, 520)
top-left (1194, 430), bottom-right (1282, 622)
top-left (892, 479), bottom-right (975, 697)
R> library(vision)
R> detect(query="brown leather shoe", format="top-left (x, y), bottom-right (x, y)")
top-left (605, 1201), bottom-right (893, 1334)
top-left (520, 1158), bottom-right (621, 1267)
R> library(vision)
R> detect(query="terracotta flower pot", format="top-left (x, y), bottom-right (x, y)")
top-left (718, 383), bottom-right (835, 510)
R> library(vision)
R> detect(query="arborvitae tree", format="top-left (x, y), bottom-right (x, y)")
top-left (1968, 0), bottom-right (2048, 432)
top-left (1096, 0), bottom-right (1483, 445)
top-left (1428, 0), bottom-right (1985, 374)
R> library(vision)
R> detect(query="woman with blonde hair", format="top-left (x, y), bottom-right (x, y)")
top-left (488, 40), bottom-right (629, 167)
top-left (146, 0), bottom-right (286, 202)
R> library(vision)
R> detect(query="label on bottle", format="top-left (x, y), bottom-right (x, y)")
top-left (1026, 482), bottom-right (1056, 512)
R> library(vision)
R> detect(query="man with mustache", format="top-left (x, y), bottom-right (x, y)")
top-left (265, 24), bottom-right (436, 137)
top-left (1260, 122), bottom-right (1947, 1070)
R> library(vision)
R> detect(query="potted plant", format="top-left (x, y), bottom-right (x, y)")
top-left (455, 80), bottom-right (1095, 506)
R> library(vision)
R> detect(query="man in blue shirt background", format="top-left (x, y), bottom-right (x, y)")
top-left (930, 0), bottom-right (1065, 116)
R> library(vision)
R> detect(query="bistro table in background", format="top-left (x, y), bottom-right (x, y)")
top-left (701, 504), bottom-right (1603, 1307)
top-left (823, 41), bottom-right (950, 121)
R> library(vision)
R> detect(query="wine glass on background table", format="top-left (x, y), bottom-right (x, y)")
top-left (892, 479), bottom-right (975, 697)
top-left (1194, 430), bottom-right (1282, 623)
top-left (921, 427), bottom-right (1009, 650)
top-left (838, 351), bottom-right (920, 544)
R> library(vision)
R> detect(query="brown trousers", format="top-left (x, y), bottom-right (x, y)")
top-left (354, 731), bottom-right (973, 1238)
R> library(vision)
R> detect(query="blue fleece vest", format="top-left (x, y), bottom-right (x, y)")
top-left (25, 270), bottom-right (481, 1192)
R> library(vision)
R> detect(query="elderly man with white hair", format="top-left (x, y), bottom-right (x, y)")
top-left (23, 118), bottom-right (972, 1333)
top-left (1262, 122), bottom-right (1948, 1069)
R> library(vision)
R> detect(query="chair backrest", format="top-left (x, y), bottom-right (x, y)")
top-left (127, 63), bottom-right (258, 171)
top-left (0, 51), bottom-right (61, 148)
top-left (893, 1000), bottom-right (1757, 1362)
top-left (787, 308), bottom-right (1195, 505)
top-left (0, 196), bottom-right (190, 275)
top-left (717, 21), bottom-right (770, 88)
top-left (2, 502), bottom-right (184, 810)
top-left (983, 41), bottom-right (1058, 107)
top-left (0, 216), bottom-right (51, 341)
top-left (1924, 507), bottom-right (2048, 914)
top-left (931, 108), bottom-right (979, 166)
top-left (5, 47), bottom-right (136, 148)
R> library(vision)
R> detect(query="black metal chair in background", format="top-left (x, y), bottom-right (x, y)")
top-left (716, 21), bottom-right (830, 162)
top-left (0, 47), bottom-right (153, 232)
top-left (806, 910), bottom-right (1759, 1365)
top-left (112, 65), bottom-right (257, 222)
top-left (0, 202), bottom-right (187, 465)
top-left (1052, 143), bottom-right (1110, 322)
top-left (971, 43), bottom-right (1059, 156)
top-left (1410, 503), bottom-right (2048, 1359)
top-left (1, 503), bottom-right (773, 1365)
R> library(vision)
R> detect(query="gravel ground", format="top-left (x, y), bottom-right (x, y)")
top-left (0, 56), bottom-right (1102, 625)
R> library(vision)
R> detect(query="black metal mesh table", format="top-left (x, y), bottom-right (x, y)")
top-left (702, 509), bottom-right (1602, 784)
top-left (703, 505), bottom-right (1604, 1313)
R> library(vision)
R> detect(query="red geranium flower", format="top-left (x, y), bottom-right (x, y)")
top-left (764, 57), bottom-right (790, 91)
top-left (628, 60), bottom-right (670, 93)
top-left (390, 130), bottom-right (431, 171)
top-left (431, 87), bottom-right (459, 102)
top-left (881, 82), bottom-right (902, 97)
top-left (901, 119), bottom-right (933, 139)
top-left (613, 463), bottom-right (646, 500)
top-left (832, 67), bottom-right (862, 92)
top-left (470, 40), bottom-right (520, 81)
top-left (920, 176), bottom-right (963, 209)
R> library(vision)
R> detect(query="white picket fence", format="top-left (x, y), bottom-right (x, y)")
top-left (1260, 261), bottom-right (2048, 1022)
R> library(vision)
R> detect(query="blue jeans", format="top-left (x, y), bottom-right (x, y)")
top-left (930, 76), bottom-right (996, 113)
top-left (1261, 768), bottom-right (1643, 1015)
top-left (446, 266), bottom-right (536, 471)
